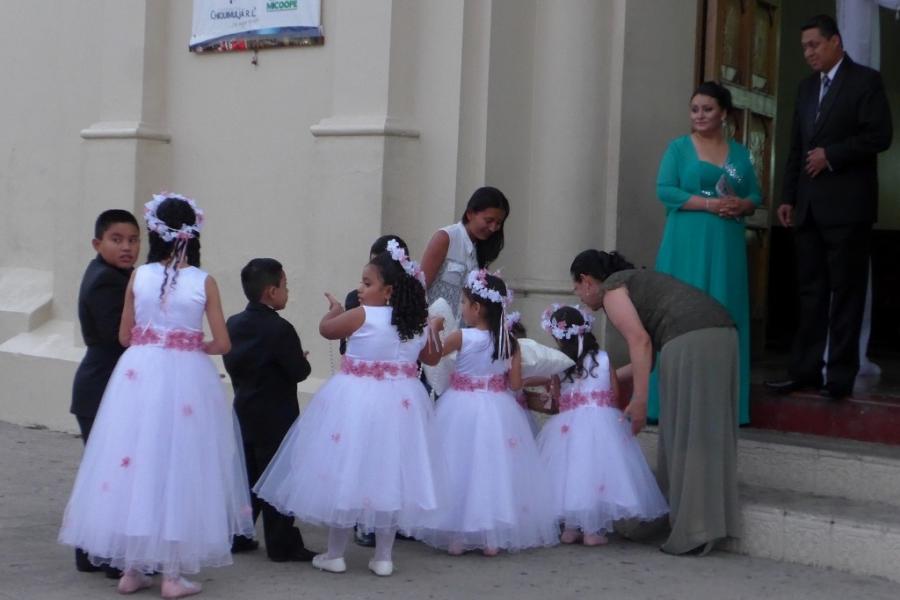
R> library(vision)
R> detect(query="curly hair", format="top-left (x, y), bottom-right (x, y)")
top-left (569, 250), bottom-right (634, 283)
top-left (145, 197), bottom-right (201, 298)
top-left (461, 187), bottom-right (510, 268)
top-left (551, 306), bottom-right (601, 383)
top-left (369, 252), bottom-right (428, 341)
top-left (463, 273), bottom-right (518, 361)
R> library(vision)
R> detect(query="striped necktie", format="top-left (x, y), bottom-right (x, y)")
top-left (816, 75), bottom-right (831, 121)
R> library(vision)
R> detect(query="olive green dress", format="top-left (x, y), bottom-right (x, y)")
top-left (603, 269), bottom-right (740, 555)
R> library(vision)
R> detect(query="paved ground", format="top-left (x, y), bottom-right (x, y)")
top-left (1, 421), bottom-right (899, 600)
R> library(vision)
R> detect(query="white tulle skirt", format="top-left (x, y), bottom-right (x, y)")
top-left (416, 388), bottom-right (559, 552)
top-left (537, 405), bottom-right (669, 535)
top-left (253, 372), bottom-right (441, 534)
top-left (58, 345), bottom-right (255, 575)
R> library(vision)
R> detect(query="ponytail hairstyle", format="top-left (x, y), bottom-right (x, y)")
top-left (145, 196), bottom-right (202, 299)
top-left (368, 251), bottom-right (428, 341)
top-left (547, 305), bottom-right (600, 383)
top-left (463, 271), bottom-right (518, 361)
top-left (462, 186), bottom-right (510, 268)
top-left (569, 249), bottom-right (634, 283)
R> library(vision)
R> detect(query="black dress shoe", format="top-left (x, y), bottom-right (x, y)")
top-left (354, 528), bottom-right (376, 547)
top-left (231, 536), bottom-right (260, 553)
top-left (764, 379), bottom-right (819, 395)
top-left (269, 546), bottom-right (317, 562)
top-left (824, 382), bottom-right (852, 400)
top-left (103, 566), bottom-right (123, 579)
top-left (75, 549), bottom-right (101, 572)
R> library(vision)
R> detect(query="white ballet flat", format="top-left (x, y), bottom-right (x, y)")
top-left (368, 559), bottom-right (393, 577)
top-left (311, 554), bottom-right (347, 573)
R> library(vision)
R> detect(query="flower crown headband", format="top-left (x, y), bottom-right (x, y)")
top-left (541, 303), bottom-right (594, 340)
top-left (144, 193), bottom-right (204, 242)
top-left (465, 269), bottom-right (514, 307)
top-left (386, 239), bottom-right (426, 288)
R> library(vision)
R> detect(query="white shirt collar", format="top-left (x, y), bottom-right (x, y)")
top-left (823, 55), bottom-right (844, 83)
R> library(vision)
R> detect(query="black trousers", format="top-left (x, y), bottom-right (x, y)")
top-left (790, 220), bottom-right (871, 388)
top-left (74, 415), bottom-right (120, 575)
top-left (236, 440), bottom-right (305, 559)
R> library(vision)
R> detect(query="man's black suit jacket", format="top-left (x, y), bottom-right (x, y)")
top-left (783, 54), bottom-right (892, 227)
top-left (70, 256), bottom-right (131, 417)
top-left (224, 302), bottom-right (311, 444)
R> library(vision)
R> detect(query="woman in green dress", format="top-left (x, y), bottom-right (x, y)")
top-left (651, 81), bottom-right (761, 425)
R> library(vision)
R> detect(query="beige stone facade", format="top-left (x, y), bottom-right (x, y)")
top-left (0, 0), bottom-right (698, 431)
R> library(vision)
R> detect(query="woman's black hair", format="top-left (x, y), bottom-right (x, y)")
top-left (569, 250), bottom-right (634, 283)
top-left (370, 234), bottom-right (409, 257)
top-left (368, 252), bottom-right (428, 341)
top-left (463, 273), bottom-right (519, 361)
top-left (551, 306), bottom-right (600, 383)
top-left (146, 197), bottom-right (201, 298)
top-left (692, 81), bottom-right (733, 114)
top-left (461, 186), bottom-right (510, 268)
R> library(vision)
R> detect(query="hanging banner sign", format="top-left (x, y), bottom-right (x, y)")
top-left (190, 0), bottom-right (323, 52)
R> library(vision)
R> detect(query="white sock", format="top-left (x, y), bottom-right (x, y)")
top-left (374, 527), bottom-right (397, 562)
top-left (326, 527), bottom-right (352, 559)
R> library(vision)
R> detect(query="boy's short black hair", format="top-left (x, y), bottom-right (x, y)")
top-left (241, 258), bottom-right (284, 303)
top-left (94, 209), bottom-right (139, 239)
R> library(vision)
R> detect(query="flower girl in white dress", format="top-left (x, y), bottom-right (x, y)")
top-left (537, 304), bottom-right (668, 545)
top-left (417, 270), bottom-right (558, 555)
top-left (59, 195), bottom-right (254, 599)
top-left (253, 242), bottom-right (443, 577)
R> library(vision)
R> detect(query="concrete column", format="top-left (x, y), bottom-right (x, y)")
top-left (522, 0), bottom-right (610, 289)
top-left (62, 0), bottom-right (172, 333)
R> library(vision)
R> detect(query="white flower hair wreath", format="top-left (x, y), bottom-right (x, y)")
top-left (144, 193), bottom-right (204, 242)
top-left (386, 238), bottom-right (426, 288)
top-left (465, 269), bottom-right (513, 307)
top-left (541, 303), bottom-right (594, 340)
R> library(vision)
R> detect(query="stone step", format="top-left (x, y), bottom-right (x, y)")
top-left (636, 427), bottom-right (900, 508)
top-left (728, 485), bottom-right (900, 583)
top-left (0, 267), bottom-right (53, 343)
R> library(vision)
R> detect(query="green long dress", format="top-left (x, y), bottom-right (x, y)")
top-left (650, 135), bottom-right (761, 425)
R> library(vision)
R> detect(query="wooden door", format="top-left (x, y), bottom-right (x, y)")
top-left (699, 0), bottom-right (780, 357)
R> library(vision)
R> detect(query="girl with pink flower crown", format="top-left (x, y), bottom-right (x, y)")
top-left (537, 304), bottom-right (668, 546)
top-left (253, 243), bottom-right (443, 577)
top-left (417, 271), bottom-right (558, 555)
top-left (59, 195), bottom-right (255, 599)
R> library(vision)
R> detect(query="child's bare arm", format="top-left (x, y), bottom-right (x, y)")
top-left (117, 271), bottom-right (137, 347)
top-left (203, 276), bottom-right (231, 355)
top-left (319, 294), bottom-right (365, 340)
top-left (508, 348), bottom-right (523, 391)
top-left (440, 330), bottom-right (463, 356)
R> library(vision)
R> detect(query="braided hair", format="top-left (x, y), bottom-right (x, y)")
top-left (368, 252), bottom-right (428, 341)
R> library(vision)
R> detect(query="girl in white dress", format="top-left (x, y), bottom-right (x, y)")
top-left (537, 304), bottom-right (668, 545)
top-left (253, 242), bottom-right (442, 577)
top-left (418, 271), bottom-right (558, 555)
top-left (59, 195), bottom-right (255, 599)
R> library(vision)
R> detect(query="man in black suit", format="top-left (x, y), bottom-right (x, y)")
top-left (71, 209), bottom-right (141, 574)
top-left (768, 14), bottom-right (892, 399)
top-left (225, 258), bottom-right (316, 561)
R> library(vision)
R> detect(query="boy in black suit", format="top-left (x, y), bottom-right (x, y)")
top-left (225, 258), bottom-right (316, 561)
top-left (71, 209), bottom-right (140, 575)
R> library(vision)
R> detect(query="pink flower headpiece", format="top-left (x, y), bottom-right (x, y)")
top-left (541, 303), bottom-right (594, 340)
top-left (386, 239), bottom-right (426, 288)
top-left (144, 193), bottom-right (204, 242)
